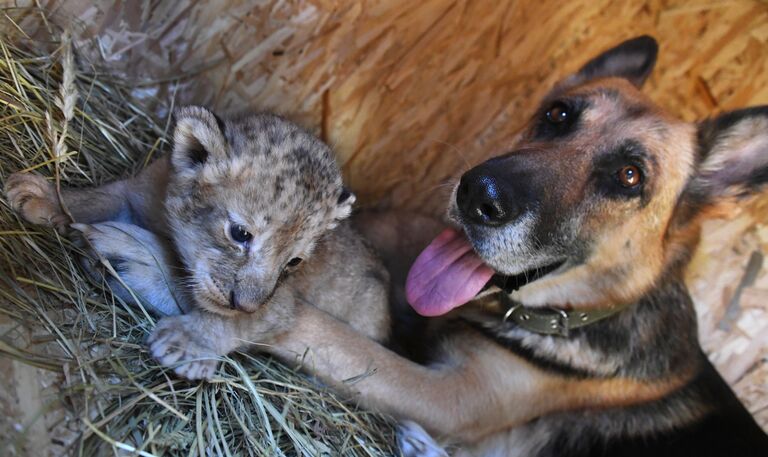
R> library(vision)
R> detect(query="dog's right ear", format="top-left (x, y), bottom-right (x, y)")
top-left (171, 106), bottom-right (227, 173)
top-left (565, 35), bottom-right (659, 88)
top-left (668, 107), bottom-right (768, 245)
top-left (690, 106), bottom-right (768, 204)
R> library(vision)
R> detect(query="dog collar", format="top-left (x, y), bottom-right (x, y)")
top-left (498, 293), bottom-right (626, 337)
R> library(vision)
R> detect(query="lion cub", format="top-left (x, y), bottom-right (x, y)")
top-left (6, 106), bottom-right (390, 379)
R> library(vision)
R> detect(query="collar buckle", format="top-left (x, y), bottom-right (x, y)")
top-left (551, 307), bottom-right (570, 337)
top-left (502, 301), bottom-right (519, 322)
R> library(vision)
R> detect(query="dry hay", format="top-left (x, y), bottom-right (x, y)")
top-left (0, 8), bottom-right (395, 456)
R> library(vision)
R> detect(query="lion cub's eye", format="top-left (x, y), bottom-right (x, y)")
top-left (545, 101), bottom-right (569, 124)
top-left (230, 224), bottom-right (253, 243)
top-left (287, 257), bottom-right (303, 267)
top-left (617, 165), bottom-right (642, 188)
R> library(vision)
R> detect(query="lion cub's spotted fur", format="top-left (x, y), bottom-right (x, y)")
top-left (6, 106), bottom-right (390, 379)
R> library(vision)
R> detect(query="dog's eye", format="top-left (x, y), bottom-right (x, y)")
top-left (535, 100), bottom-right (582, 139)
top-left (230, 224), bottom-right (253, 243)
top-left (546, 102), bottom-right (569, 124)
top-left (617, 166), bottom-right (642, 188)
top-left (287, 257), bottom-right (303, 267)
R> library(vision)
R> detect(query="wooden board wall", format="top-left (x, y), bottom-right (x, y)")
top-left (11, 0), bottom-right (768, 426)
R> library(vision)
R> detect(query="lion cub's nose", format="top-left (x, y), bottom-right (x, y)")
top-left (229, 290), bottom-right (240, 311)
top-left (229, 289), bottom-right (259, 313)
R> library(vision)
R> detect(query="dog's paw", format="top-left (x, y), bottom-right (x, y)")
top-left (71, 222), bottom-right (187, 316)
top-left (147, 315), bottom-right (219, 380)
top-left (397, 421), bottom-right (449, 457)
top-left (5, 172), bottom-right (68, 229)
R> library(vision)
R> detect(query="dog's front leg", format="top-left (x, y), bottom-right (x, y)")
top-left (267, 303), bottom-right (691, 444)
top-left (266, 303), bottom-right (560, 442)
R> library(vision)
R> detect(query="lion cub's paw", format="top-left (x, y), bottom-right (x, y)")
top-left (397, 421), bottom-right (449, 457)
top-left (5, 172), bottom-right (68, 229)
top-left (147, 315), bottom-right (219, 380)
top-left (71, 222), bottom-right (187, 316)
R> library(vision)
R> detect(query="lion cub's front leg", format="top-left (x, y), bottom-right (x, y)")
top-left (6, 158), bottom-right (170, 233)
top-left (147, 288), bottom-right (296, 380)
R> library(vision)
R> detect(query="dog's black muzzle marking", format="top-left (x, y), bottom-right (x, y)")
top-left (482, 259), bottom-right (566, 294)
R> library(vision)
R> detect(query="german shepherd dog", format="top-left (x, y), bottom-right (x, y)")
top-left (262, 36), bottom-right (768, 456)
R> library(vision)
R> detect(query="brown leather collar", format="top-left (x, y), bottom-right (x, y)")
top-left (499, 293), bottom-right (627, 337)
top-left (468, 291), bottom-right (629, 337)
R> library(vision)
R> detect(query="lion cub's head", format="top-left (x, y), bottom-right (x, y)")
top-left (165, 106), bottom-right (353, 316)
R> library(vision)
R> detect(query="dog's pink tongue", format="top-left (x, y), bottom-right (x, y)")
top-left (406, 228), bottom-right (495, 317)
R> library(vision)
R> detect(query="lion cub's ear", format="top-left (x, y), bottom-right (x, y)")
top-left (332, 187), bottom-right (356, 222)
top-left (171, 106), bottom-right (227, 173)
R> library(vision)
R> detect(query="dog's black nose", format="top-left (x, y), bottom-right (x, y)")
top-left (456, 170), bottom-right (519, 226)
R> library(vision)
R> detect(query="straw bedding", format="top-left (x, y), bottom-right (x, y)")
top-left (0, 9), bottom-right (395, 456)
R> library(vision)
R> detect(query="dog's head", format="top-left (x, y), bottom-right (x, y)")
top-left (407, 36), bottom-right (768, 315)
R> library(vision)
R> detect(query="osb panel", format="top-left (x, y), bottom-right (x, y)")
top-left (8, 0), bottom-right (768, 428)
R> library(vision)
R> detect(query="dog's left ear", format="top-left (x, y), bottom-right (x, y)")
top-left (566, 35), bottom-right (658, 88)
top-left (689, 106), bottom-right (768, 206)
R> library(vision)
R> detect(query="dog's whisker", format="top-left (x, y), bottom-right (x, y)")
top-left (434, 140), bottom-right (474, 174)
